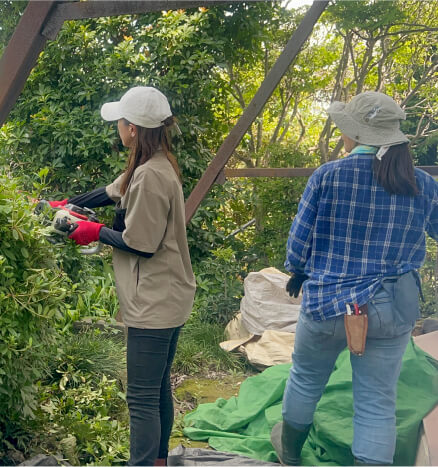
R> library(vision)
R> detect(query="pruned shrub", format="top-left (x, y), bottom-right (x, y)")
top-left (0, 172), bottom-right (72, 450)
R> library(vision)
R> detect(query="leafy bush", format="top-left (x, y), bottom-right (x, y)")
top-left (248, 145), bottom-right (314, 270)
top-left (193, 247), bottom-right (244, 325)
top-left (64, 260), bottom-right (120, 327)
top-left (173, 317), bottom-right (246, 374)
top-left (44, 330), bottom-right (126, 390)
top-left (0, 172), bottom-right (73, 449)
top-left (36, 375), bottom-right (129, 466)
top-left (420, 236), bottom-right (438, 318)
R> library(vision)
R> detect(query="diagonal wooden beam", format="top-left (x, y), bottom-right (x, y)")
top-left (0, 1), bottom-right (57, 127)
top-left (184, 0), bottom-right (329, 224)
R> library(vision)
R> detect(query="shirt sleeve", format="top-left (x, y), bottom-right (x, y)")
top-left (105, 174), bottom-right (124, 203)
top-left (285, 178), bottom-right (319, 275)
top-left (68, 187), bottom-right (115, 209)
top-left (122, 168), bottom-right (170, 253)
top-left (99, 227), bottom-right (153, 258)
top-left (426, 199), bottom-right (438, 241)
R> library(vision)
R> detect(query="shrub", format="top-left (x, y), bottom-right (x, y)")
top-left (44, 330), bottom-right (126, 390)
top-left (420, 236), bottom-right (438, 318)
top-left (0, 172), bottom-right (73, 450)
top-left (36, 375), bottom-right (129, 466)
top-left (173, 317), bottom-right (247, 374)
top-left (192, 247), bottom-right (244, 325)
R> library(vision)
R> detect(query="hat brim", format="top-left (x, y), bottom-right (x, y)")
top-left (100, 101), bottom-right (123, 122)
top-left (328, 101), bottom-right (409, 146)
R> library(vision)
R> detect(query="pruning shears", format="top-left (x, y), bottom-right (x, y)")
top-left (35, 200), bottom-right (102, 255)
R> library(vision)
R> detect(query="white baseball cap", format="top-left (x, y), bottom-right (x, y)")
top-left (101, 86), bottom-right (172, 128)
top-left (327, 91), bottom-right (409, 147)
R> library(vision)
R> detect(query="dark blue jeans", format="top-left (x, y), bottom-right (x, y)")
top-left (126, 326), bottom-right (181, 466)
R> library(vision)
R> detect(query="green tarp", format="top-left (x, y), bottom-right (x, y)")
top-left (184, 339), bottom-right (438, 465)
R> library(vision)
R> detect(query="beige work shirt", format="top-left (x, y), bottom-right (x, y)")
top-left (106, 150), bottom-right (196, 329)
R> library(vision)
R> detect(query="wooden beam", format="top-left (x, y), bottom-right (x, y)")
top-left (184, 0), bottom-right (329, 224)
top-left (225, 168), bottom-right (316, 177)
top-left (419, 166), bottom-right (438, 176)
top-left (224, 166), bottom-right (438, 177)
top-left (43, 1), bottom-right (229, 40)
top-left (0, 1), bottom-right (57, 126)
top-left (62, 0), bottom-right (227, 19)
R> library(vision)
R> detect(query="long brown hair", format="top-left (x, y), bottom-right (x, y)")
top-left (120, 116), bottom-right (182, 195)
top-left (372, 143), bottom-right (419, 197)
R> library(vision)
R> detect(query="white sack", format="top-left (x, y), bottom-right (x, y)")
top-left (240, 267), bottom-right (301, 335)
top-left (220, 314), bottom-right (295, 370)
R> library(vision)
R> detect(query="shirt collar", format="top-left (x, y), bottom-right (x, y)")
top-left (349, 145), bottom-right (378, 155)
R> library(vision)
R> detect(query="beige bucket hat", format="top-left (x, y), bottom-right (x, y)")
top-left (327, 91), bottom-right (409, 147)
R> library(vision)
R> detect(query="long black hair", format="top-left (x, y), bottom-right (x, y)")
top-left (372, 143), bottom-right (419, 197)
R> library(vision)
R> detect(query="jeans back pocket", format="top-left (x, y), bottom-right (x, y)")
top-left (393, 271), bottom-right (420, 328)
top-left (367, 286), bottom-right (394, 338)
top-left (368, 272), bottom-right (420, 338)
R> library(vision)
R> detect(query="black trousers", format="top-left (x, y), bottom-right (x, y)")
top-left (126, 326), bottom-right (181, 466)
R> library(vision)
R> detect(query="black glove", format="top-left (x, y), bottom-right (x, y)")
top-left (286, 273), bottom-right (308, 298)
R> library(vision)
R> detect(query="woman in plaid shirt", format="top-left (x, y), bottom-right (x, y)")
top-left (271, 92), bottom-right (438, 466)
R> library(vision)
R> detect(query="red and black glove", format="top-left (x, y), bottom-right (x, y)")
top-left (286, 273), bottom-right (309, 298)
top-left (48, 199), bottom-right (68, 208)
top-left (68, 220), bottom-right (104, 246)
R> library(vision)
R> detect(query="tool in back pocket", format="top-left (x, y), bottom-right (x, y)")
top-left (344, 303), bottom-right (368, 356)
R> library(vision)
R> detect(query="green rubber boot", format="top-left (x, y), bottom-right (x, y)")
top-left (270, 421), bottom-right (311, 466)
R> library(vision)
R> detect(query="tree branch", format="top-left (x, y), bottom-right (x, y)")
top-left (328, 137), bottom-right (344, 161)
top-left (278, 97), bottom-right (299, 144)
top-left (401, 61), bottom-right (438, 107)
top-left (270, 91), bottom-right (293, 144)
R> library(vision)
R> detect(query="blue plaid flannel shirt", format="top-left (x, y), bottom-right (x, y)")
top-left (285, 145), bottom-right (438, 321)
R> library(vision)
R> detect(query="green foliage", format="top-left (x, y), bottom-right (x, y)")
top-left (0, 171), bottom-right (121, 459)
top-left (0, 171), bottom-right (72, 449)
top-left (3, 330), bottom-right (128, 465)
top-left (36, 375), bottom-right (129, 466)
top-left (220, 145), bottom-right (313, 271)
top-left (326, 1), bottom-right (406, 32)
top-left (250, 177), bottom-right (305, 270)
top-left (173, 315), bottom-right (246, 375)
top-left (193, 247), bottom-right (244, 325)
top-left (252, 146), bottom-right (312, 269)
top-left (420, 236), bottom-right (438, 318)
top-left (44, 330), bottom-right (126, 391)
top-left (0, 6), bottom-right (247, 258)
top-left (0, 1), bottom-right (27, 55)
top-left (66, 261), bottom-right (119, 325)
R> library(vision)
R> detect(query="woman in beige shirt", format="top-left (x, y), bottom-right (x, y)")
top-left (56, 86), bottom-right (196, 465)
